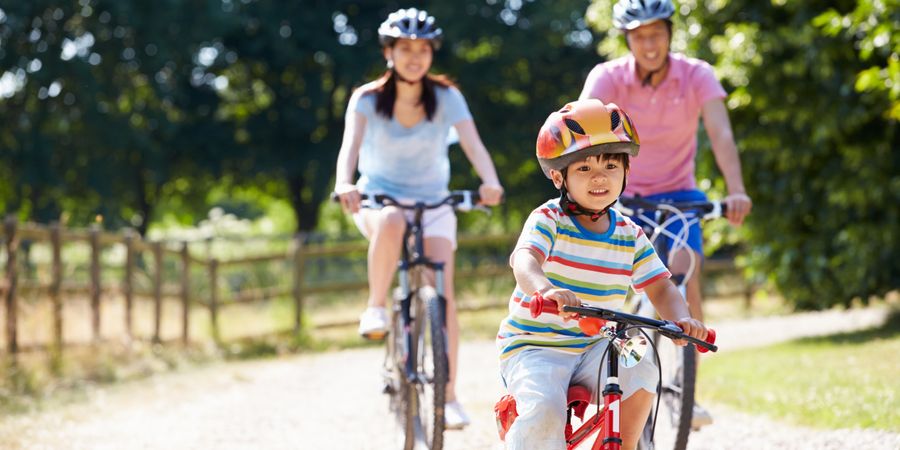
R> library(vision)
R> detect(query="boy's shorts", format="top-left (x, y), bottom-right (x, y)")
top-left (626, 189), bottom-right (707, 258)
top-left (498, 341), bottom-right (658, 450)
top-left (352, 200), bottom-right (458, 249)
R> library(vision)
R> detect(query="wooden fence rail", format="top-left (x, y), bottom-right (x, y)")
top-left (0, 216), bottom-right (522, 359)
top-left (0, 215), bottom-right (751, 360)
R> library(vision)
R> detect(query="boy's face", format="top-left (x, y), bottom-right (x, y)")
top-left (551, 155), bottom-right (627, 209)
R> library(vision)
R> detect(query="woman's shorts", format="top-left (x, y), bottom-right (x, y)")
top-left (353, 202), bottom-right (458, 249)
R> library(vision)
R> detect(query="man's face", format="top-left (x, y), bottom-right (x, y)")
top-left (626, 20), bottom-right (670, 73)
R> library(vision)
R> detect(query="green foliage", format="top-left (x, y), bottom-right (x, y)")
top-left (587, 0), bottom-right (899, 309)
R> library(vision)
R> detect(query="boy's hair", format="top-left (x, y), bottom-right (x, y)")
top-left (561, 153), bottom-right (631, 175)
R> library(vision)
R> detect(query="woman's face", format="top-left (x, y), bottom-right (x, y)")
top-left (625, 20), bottom-right (670, 73)
top-left (384, 38), bottom-right (433, 82)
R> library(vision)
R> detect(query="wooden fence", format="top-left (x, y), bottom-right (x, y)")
top-left (0, 216), bottom-right (519, 358)
top-left (0, 215), bottom-right (750, 359)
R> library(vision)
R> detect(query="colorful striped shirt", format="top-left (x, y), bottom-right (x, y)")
top-left (496, 199), bottom-right (670, 360)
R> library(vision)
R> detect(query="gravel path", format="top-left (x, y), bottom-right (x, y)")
top-left (1, 307), bottom-right (896, 450)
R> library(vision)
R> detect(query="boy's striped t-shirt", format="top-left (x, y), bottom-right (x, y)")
top-left (496, 199), bottom-right (670, 360)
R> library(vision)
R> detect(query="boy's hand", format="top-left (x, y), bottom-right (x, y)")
top-left (544, 288), bottom-right (580, 321)
top-left (673, 318), bottom-right (708, 347)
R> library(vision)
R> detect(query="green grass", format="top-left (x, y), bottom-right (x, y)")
top-left (699, 310), bottom-right (900, 430)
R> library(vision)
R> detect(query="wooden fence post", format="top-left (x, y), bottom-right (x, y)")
top-left (293, 233), bottom-right (307, 335)
top-left (89, 224), bottom-right (101, 342)
top-left (180, 242), bottom-right (190, 345)
top-left (152, 241), bottom-right (163, 344)
top-left (4, 216), bottom-right (19, 357)
top-left (209, 258), bottom-right (220, 343)
top-left (123, 228), bottom-right (135, 340)
top-left (50, 222), bottom-right (63, 353)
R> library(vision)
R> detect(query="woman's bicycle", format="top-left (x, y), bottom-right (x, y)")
top-left (494, 294), bottom-right (717, 450)
top-left (616, 196), bottom-right (727, 450)
top-left (350, 190), bottom-right (485, 450)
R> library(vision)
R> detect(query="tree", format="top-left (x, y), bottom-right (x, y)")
top-left (586, 0), bottom-right (899, 309)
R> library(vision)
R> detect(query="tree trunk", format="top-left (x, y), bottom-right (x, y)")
top-left (287, 172), bottom-right (320, 233)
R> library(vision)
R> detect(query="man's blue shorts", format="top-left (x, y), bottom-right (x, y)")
top-left (624, 189), bottom-right (707, 258)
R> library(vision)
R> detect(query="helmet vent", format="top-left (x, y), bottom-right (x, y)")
top-left (610, 111), bottom-right (621, 131)
top-left (564, 118), bottom-right (585, 135)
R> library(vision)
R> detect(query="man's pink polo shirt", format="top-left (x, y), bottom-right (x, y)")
top-left (581, 53), bottom-right (726, 196)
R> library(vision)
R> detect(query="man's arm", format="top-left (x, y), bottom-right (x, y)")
top-left (701, 98), bottom-right (752, 226)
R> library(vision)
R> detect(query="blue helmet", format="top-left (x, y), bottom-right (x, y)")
top-left (378, 8), bottom-right (443, 50)
top-left (612, 0), bottom-right (675, 31)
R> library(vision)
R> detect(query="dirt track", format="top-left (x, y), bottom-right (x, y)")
top-left (1, 307), bottom-right (897, 450)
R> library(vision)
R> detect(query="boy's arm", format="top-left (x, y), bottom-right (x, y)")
top-left (511, 248), bottom-right (579, 320)
top-left (643, 278), bottom-right (707, 341)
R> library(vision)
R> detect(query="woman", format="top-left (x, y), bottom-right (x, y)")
top-left (334, 7), bottom-right (504, 429)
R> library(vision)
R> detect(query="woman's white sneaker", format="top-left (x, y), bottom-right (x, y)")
top-left (444, 400), bottom-right (471, 430)
top-left (357, 306), bottom-right (387, 340)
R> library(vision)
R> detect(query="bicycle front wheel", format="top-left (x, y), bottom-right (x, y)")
top-left (411, 286), bottom-right (448, 450)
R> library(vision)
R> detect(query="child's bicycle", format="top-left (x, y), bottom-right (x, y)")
top-left (616, 195), bottom-right (727, 450)
top-left (494, 293), bottom-right (717, 450)
top-left (348, 190), bottom-right (485, 450)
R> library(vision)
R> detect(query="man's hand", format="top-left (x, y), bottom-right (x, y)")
top-left (724, 192), bottom-right (752, 226)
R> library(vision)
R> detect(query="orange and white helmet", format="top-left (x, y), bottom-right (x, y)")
top-left (536, 99), bottom-right (640, 179)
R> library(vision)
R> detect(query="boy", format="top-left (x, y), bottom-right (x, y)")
top-left (497, 99), bottom-right (708, 450)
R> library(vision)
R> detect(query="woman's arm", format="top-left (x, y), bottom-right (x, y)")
top-left (454, 119), bottom-right (504, 205)
top-left (701, 98), bottom-right (752, 226)
top-left (334, 109), bottom-right (367, 213)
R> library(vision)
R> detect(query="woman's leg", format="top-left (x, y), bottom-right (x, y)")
top-left (358, 206), bottom-right (406, 308)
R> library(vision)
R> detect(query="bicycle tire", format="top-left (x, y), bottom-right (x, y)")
top-left (656, 335), bottom-right (697, 450)
top-left (412, 286), bottom-right (448, 450)
top-left (385, 292), bottom-right (417, 450)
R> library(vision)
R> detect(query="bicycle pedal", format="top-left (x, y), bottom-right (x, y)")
top-left (361, 330), bottom-right (387, 341)
top-left (382, 384), bottom-right (395, 395)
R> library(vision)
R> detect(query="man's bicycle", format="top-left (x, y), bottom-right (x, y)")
top-left (494, 294), bottom-right (717, 450)
top-left (616, 196), bottom-right (727, 450)
top-left (350, 190), bottom-right (484, 450)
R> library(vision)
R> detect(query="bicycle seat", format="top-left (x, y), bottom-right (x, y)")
top-left (494, 384), bottom-right (594, 441)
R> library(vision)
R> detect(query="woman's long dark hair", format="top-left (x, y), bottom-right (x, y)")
top-left (364, 70), bottom-right (456, 121)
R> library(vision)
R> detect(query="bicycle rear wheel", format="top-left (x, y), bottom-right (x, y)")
top-left (651, 334), bottom-right (697, 450)
top-left (411, 286), bottom-right (448, 450)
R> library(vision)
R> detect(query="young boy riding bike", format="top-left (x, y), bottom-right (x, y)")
top-left (496, 99), bottom-right (709, 450)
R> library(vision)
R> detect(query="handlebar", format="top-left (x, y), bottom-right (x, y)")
top-left (617, 196), bottom-right (727, 221)
top-left (331, 190), bottom-right (485, 212)
top-left (529, 294), bottom-right (717, 353)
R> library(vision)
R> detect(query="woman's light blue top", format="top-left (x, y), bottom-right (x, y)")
top-left (348, 82), bottom-right (473, 202)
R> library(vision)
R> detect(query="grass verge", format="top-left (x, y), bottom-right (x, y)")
top-left (699, 308), bottom-right (900, 430)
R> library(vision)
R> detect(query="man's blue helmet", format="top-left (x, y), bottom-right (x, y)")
top-left (612, 0), bottom-right (675, 31)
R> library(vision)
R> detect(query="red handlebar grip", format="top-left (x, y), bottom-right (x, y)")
top-left (529, 293), bottom-right (559, 318)
top-left (697, 328), bottom-right (716, 353)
